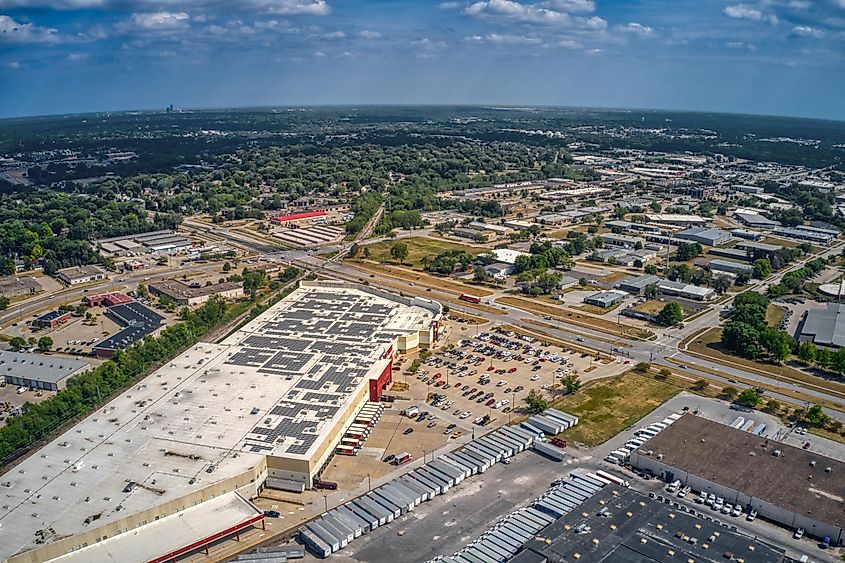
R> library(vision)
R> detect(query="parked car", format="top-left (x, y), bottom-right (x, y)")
top-left (747, 508), bottom-right (757, 521)
top-left (403, 428), bottom-right (414, 435)
top-left (794, 528), bottom-right (804, 540)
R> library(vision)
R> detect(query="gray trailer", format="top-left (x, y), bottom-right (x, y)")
top-left (485, 434), bottom-right (520, 456)
top-left (519, 421), bottom-right (546, 437)
top-left (355, 495), bottom-right (391, 525)
top-left (299, 528), bottom-right (331, 558)
top-left (416, 467), bottom-right (452, 491)
top-left (427, 460), bottom-right (463, 484)
top-left (462, 547), bottom-right (496, 563)
top-left (438, 457), bottom-right (472, 480)
top-left (409, 470), bottom-right (443, 495)
top-left (305, 521), bottom-right (340, 553)
top-left (380, 483), bottom-right (415, 511)
top-left (492, 430), bottom-right (525, 453)
top-left (524, 506), bottom-right (555, 526)
top-left (546, 408), bottom-right (579, 427)
top-left (527, 415), bottom-right (563, 435)
top-left (477, 436), bottom-right (512, 458)
top-left (399, 475), bottom-right (432, 502)
top-left (442, 454), bottom-right (476, 477)
top-left (466, 441), bottom-right (503, 462)
top-left (488, 527), bottom-right (522, 551)
top-left (533, 440), bottom-right (565, 461)
top-left (472, 541), bottom-right (505, 562)
top-left (331, 509), bottom-right (364, 539)
top-left (447, 452), bottom-right (482, 475)
top-left (483, 533), bottom-right (518, 556)
top-left (366, 492), bottom-right (400, 520)
top-left (391, 481), bottom-right (423, 507)
top-left (456, 448), bottom-right (492, 473)
top-left (506, 424), bottom-right (540, 442)
top-left (319, 514), bottom-right (353, 547)
top-left (462, 443), bottom-right (497, 464)
top-left (498, 426), bottom-right (534, 448)
top-left (346, 502), bottom-right (378, 531)
top-left (418, 466), bottom-right (454, 490)
top-left (373, 487), bottom-right (410, 515)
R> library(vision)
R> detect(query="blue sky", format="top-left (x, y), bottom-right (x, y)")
top-left (1, 0), bottom-right (844, 120)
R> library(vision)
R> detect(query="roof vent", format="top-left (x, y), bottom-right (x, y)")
top-left (810, 460), bottom-right (816, 466)
top-left (826, 466), bottom-right (832, 473)
top-left (773, 449), bottom-right (782, 457)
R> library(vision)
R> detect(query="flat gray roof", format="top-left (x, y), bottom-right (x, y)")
top-left (0, 350), bottom-right (88, 384)
top-left (801, 302), bottom-right (845, 348)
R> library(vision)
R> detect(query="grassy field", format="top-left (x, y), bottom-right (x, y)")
top-left (553, 373), bottom-right (680, 446)
top-left (632, 300), bottom-right (695, 318)
top-left (348, 260), bottom-right (495, 298)
top-left (766, 304), bottom-right (786, 327)
top-left (362, 237), bottom-right (487, 269)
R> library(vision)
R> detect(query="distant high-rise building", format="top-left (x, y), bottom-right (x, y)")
top-left (166, 104), bottom-right (174, 113)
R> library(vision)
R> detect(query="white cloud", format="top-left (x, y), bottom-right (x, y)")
top-left (264, 0), bottom-right (329, 15)
top-left (723, 4), bottom-right (778, 25)
top-left (464, 0), bottom-right (606, 29)
top-left (465, 32), bottom-right (541, 44)
top-left (557, 38), bottom-right (581, 48)
top-left (359, 30), bottom-right (381, 39)
top-left (66, 52), bottom-right (87, 60)
top-left (793, 24), bottom-right (823, 37)
top-left (0, 0), bottom-right (331, 14)
top-left (621, 22), bottom-right (653, 35)
top-left (129, 11), bottom-right (190, 30)
top-left (726, 40), bottom-right (756, 51)
top-left (0, 14), bottom-right (59, 43)
top-left (411, 37), bottom-right (446, 49)
top-left (0, 0), bottom-right (104, 7)
top-left (786, 0), bottom-right (811, 9)
top-left (321, 30), bottom-right (345, 38)
top-left (543, 0), bottom-right (595, 13)
top-left (5, 60), bottom-right (21, 68)
top-left (437, 1), bottom-right (462, 8)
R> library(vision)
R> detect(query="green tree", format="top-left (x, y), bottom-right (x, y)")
top-left (764, 399), bottom-right (781, 413)
top-left (712, 275), bottom-right (732, 295)
top-left (644, 283), bottom-right (659, 299)
top-left (9, 336), bottom-right (26, 351)
top-left (721, 386), bottom-right (738, 400)
top-left (37, 336), bottom-right (53, 352)
top-left (804, 404), bottom-right (828, 427)
top-left (560, 373), bottom-right (581, 394)
top-left (222, 262), bottom-right (232, 272)
top-left (0, 295), bottom-right (9, 312)
top-left (736, 388), bottom-right (762, 407)
top-left (523, 389), bottom-right (549, 414)
top-left (798, 341), bottom-right (817, 364)
top-left (760, 328), bottom-right (791, 363)
top-left (644, 264), bottom-right (659, 275)
top-left (752, 258), bottom-right (772, 279)
top-left (656, 302), bottom-right (684, 327)
top-left (692, 379), bottom-right (708, 392)
top-left (390, 241), bottom-right (409, 264)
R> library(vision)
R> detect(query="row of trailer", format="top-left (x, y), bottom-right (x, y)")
top-left (522, 408), bottom-right (579, 437)
top-left (605, 411), bottom-right (683, 466)
top-left (430, 470), bottom-right (628, 563)
top-left (299, 423), bottom-right (548, 558)
top-left (729, 416), bottom-right (767, 437)
top-left (336, 402), bottom-right (384, 457)
top-left (235, 546), bottom-right (305, 563)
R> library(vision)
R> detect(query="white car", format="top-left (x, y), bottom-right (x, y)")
top-left (731, 505), bottom-right (741, 517)
top-left (530, 375), bottom-right (540, 381)
top-left (721, 503), bottom-right (732, 514)
top-left (459, 411), bottom-right (471, 419)
top-left (794, 528), bottom-right (804, 539)
top-left (747, 508), bottom-right (758, 522)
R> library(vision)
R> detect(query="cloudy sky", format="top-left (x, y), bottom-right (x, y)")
top-left (1, 0), bottom-right (844, 119)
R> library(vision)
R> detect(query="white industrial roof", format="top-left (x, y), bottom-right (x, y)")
top-left (0, 350), bottom-right (88, 384)
top-left (0, 283), bottom-right (435, 562)
top-left (50, 492), bottom-right (261, 563)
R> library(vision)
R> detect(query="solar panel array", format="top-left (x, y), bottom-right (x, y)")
top-left (226, 288), bottom-right (409, 456)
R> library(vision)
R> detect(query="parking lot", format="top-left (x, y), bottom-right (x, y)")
top-left (410, 327), bottom-right (595, 428)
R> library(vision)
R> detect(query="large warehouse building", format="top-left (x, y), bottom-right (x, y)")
top-left (630, 414), bottom-right (845, 545)
top-left (0, 281), bottom-right (441, 563)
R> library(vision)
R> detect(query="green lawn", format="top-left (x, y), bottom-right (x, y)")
top-left (361, 237), bottom-right (487, 269)
top-left (552, 373), bottom-right (680, 446)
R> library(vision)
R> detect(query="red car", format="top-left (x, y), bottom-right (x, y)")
top-left (485, 398), bottom-right (496, 406)
top-left (453, 383), bottom-right (462, 389)
top-left (469, 387), bottom-right (478, 393)
top-left (434, 380), bottom-right (445, 387)
top-left (486, 366), bottom-right (495, 372)
top-left (507, 367), bottom-right (517, 373)
top-left (433, 373), bottom-right (442, 379)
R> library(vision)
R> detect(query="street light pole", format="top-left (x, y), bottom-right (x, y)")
top-left (367, 473), bottom-right (371, 492)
